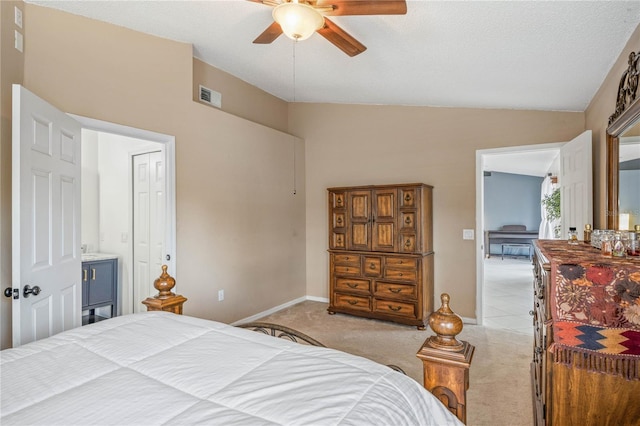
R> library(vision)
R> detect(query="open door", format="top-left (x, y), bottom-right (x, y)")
top-left (560, 130), bottom-right (593, 239)
top-left (11, 85), bottom-right (82, 347)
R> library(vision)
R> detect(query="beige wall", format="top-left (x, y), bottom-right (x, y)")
top-left (292, 105), bottom-right (584, 318)
top-left (193, 58), bottom-right (289, 133)
top-left (585, 23), bottom-right (640, 228)
top-left (1, 3), bottom-right (637, 347)
top-left (0, 3), bottom-right (306, 349)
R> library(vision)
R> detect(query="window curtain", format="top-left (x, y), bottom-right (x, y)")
top-left (539, 175), bottom-right (557, 239)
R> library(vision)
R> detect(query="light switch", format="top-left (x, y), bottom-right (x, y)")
top-left (14, 30), bottom-right (23, 53)
top-left (15, 7), bottom-right (23, 28)
top-left (463, 229), bottom-right (474, 240)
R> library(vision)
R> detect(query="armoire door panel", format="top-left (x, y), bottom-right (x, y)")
top-left (374, 190), bottom-right (396, 220)
top-left (373, 223), bottom-right (395, 250)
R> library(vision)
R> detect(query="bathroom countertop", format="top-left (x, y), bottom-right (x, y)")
top-left (81, 253), bottom-right (119, 262)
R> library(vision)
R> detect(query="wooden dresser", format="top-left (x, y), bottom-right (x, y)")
top-left (327, 183), bottom-right (434, 329)
top-left (532, 240), bottom-right (640, 425)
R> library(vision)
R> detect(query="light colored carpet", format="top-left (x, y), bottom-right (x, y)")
top-left (257, 300), bottom-right (533, 426)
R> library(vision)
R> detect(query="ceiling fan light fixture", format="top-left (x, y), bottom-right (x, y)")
top-left (273, 1), bottom-right (324, 41)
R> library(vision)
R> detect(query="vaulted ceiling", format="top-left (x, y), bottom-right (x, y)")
top-left (27, 0), bottom-right (640, 111)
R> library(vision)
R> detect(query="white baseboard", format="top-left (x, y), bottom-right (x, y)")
top-left (305, 295), bottom-right (329, 303)
top-left (231, 296), bottom-right (325, 326)
top-left (232, 295), bottom-right (477, 327)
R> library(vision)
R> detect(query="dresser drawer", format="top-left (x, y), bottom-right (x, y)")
top-left (385, 257), bottom-right (417, 269)
top-left (334, 264), bottom-right (361, 276)
top-left (399, 234), bottom-right (417, 253)
top-left (334, 293), bottom-right (371, 312)
top-left (374, 281), bottom-right (416, 300)
top-left (363, 256), bottom-right (382, 277)
top-left (333, 254), bottom-right (360, 266)
top-left (384, 268), bottom-right (417, 282)
top-left (335, 278), bottom-right (370, 294)
top-left (373, 299), bottom-right (416, 318)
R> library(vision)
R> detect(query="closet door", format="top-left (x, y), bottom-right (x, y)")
top-left (133, 151), bottom-right (165, 312)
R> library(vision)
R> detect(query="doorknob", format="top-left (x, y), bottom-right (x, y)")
top-left (23, 285), bottom-right (41, 298)
top-left (4, 287), bottom-right (13, 297)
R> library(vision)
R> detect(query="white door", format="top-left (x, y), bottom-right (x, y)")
top-left (12, 85), bottom-right (82, 347)
top-left (132, 151), bottom-right (165, 312)
top-left (560, 130), bottom-right (593, 239)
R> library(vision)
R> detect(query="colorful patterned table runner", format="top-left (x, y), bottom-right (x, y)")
top-left (536, 240), bottom-right (640, 379)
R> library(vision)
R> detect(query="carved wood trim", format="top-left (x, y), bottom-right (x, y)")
top-left (606, 50), bottom-right (640, 230)
top-left (608, 51), bottom-right (640, 129)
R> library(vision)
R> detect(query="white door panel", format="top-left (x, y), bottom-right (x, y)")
top-left (560, 130), bottom-right (593, 239)
top-left (12, 85), bottom-right (81, 347)
top-left (133, 151), bottom-right (165, 312)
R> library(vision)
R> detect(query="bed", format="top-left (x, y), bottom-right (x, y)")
top-left (1, 311), bottom-right (463, 425)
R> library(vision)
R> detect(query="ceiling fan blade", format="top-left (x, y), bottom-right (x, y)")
top-left (253, 22), bottom-right (283, 44)
top-left (317, 0), bottom-right (406, 16)
top-left (317, 18), bottom-right (366, 57)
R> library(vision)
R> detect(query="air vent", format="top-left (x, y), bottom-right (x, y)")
top-left (199, 85), bottom-right (222, 109)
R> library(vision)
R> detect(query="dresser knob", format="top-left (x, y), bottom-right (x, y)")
top-left (529, 310), bottom-right (534, 316)
top-left (369, 263), bottom-right (376, 269)
top-left (388, 305), bottom-right (401, 312)
top-left (347, 283), bottom-right (358, 289)
top-left (390, 288), bottom-right (402, 294)
top-left (348, 300), bottom-right (357, 305)
top-left (405, 217), bottom-right (411, 224)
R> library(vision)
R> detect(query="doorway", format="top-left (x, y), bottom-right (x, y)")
top-left (75, 115), bottom-right (176, 316)
top-left (475, 142), bottom-right (562, 330)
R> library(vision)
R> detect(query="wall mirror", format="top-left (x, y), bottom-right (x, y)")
top-left (607, 50), bottom-right (640, 230)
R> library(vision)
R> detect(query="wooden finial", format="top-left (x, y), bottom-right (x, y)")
top-left (153, 265), bottom-right (176, 299)
top-left (427, 293), bottom-right (464, 352)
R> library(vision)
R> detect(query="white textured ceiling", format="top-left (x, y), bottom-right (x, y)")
top-left (26, 0), bottom-right (640, 111)
top-left (483, 148), bottom-right (560, 177)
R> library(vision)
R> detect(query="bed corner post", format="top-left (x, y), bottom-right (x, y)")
top-left (416, 293), bottom-right (475, 424)
top-left (141, 265), bottom-right (188, 314)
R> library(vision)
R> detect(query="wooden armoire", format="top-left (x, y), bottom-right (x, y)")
top-left (327, 183), bottom-right (434, 329)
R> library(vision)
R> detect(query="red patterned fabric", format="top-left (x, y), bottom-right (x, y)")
top-left (536, 240), bottom-right (640, 379)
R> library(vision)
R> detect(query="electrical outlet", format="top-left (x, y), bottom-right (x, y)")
top-left (218, 289), bottom-right (224, 302)
top-left (463, 229), bottom-right (475, 240)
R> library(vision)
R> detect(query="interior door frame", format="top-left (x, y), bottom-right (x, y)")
top-left (475, 142), bottom-right (563, 325)
top-left (70, 115), bottom-right (177, 298)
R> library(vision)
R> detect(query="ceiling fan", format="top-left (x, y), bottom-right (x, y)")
top-left (248, 0), bottom-right (407, 57)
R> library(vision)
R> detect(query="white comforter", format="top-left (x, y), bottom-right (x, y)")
top-left (1, 312), bottom-right (462, 425)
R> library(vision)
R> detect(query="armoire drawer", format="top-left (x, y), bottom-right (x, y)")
top-left (335, 278), bottom-right (371, 294)
top-left (334, 253), bottom-right (360, 265)
top-left (383, 268), bottom-right (417, 282)
top-left (373, 298), bottom-right (416, 318)
top-left (385, 257), bottom-right (417, 269)
top-left (374, 281), bottom-right (416, 300)
top-left (334, 293), bottom-right (371, 312)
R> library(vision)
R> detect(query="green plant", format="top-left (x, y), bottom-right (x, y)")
top-left (542, 188), bottom-right (561, 238)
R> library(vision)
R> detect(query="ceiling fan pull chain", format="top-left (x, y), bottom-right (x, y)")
top-left (292, 40), bottom-right (297, 103)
